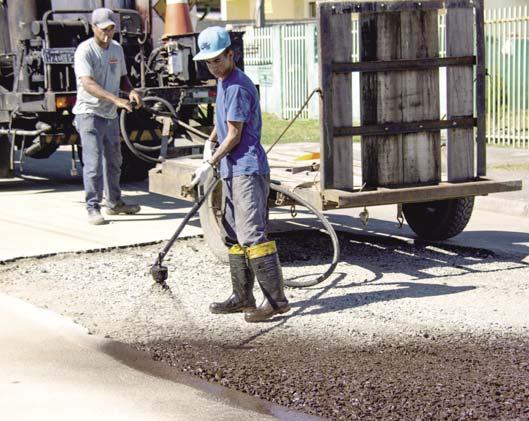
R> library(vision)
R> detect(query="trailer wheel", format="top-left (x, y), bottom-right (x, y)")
top-left (402, 197), bottom-right (474, 240)
top-left (199, 181), bottom-right (228, 263)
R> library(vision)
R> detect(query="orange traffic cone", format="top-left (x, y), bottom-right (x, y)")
top-left (163, 0), bottom-right (194, 38)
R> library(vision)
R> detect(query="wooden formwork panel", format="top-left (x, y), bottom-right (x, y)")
top-left (317, 0), bottom-right (487, 194)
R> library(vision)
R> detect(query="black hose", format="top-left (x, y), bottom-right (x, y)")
top-left (270, 183), bottom-right (340, 288)
top-left (119, 95), bottom-right (179, 163)
top-left (120, 107), bottom-right (162, 163)
top-left (151, 178), bottom-right (219, 286)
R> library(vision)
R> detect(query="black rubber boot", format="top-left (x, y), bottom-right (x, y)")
top-left (209, 245), bottom-right (256, 314)
top-left (244, 241), bottom-right (290, 323)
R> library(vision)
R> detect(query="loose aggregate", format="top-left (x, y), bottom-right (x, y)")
top-left (1, 230), bottom-right (529, 419)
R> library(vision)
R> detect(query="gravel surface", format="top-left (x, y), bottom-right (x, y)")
top-left (1, 230), bottom-right (529, 419)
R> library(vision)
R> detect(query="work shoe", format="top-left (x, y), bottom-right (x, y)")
top-left (244, 241), bottom-right (290, 323)
top-left (87, 209), bottom-right (107, 225)
top-left (105, 200), bottom-right (141, 215)
top-left (210, 245), bottom-right (256, 314)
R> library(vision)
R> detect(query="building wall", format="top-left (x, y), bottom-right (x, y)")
top-left (222, 0), bottom-right (311, 21)
top-left (485, 0), bottom-right (527, 8)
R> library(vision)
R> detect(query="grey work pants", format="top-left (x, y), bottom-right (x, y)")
top-left (221, 174), bottom-right (270, 248)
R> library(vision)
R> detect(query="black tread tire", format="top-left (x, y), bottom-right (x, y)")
top-left (0, 135), bottom-right (13, 178)
top-left (403, 197), bottom-right (474, 240)
top-left (199, 181), bottom-right (229, 263)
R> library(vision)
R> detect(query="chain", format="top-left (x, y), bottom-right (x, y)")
top-left (266, 87), bottom-right (323, 155)
top-left (290, 204), bottom-right (297, 218)
top-left (397, 203), bottom-right (404, 228)
top-left (174, 89), bottom-right (186, 116)
top-left (359, 207), bottom-right (369, 228)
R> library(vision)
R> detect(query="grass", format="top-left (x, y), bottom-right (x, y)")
top-left (261, 112), bottom-right (321, 145)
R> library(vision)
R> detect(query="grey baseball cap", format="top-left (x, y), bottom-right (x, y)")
top-left (91, 8), bottom-right (116, 29)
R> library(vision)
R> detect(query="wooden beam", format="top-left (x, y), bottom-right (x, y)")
top-left (328, 0), bottom-right (475, 15)
top-left (318, 3), bottom-right (353, 190)
top-left (323, 179), bottom-right (522, 208)
top-left (475, 0), bottom-right (487, 176)
top-left (336, 117), bottom-right (476, 137)
top-left (333, 56), bottom-right (476, 73)
top-left (446, 7), bottom-right (475, 181)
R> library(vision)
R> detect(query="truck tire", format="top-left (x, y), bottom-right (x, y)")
top-left (120, 142), bottom-right (156, 182)
top-left (199, 181), bottom-right (228, 263)
top-left (77, 143), bottom-right (155, 182)
top-left (402, 197), bottom-right (474, 240)
top-left (0, 135), bottom-right (13, 178)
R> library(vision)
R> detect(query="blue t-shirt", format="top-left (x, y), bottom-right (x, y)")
top-left (216, 67), bottom-right (269, 179)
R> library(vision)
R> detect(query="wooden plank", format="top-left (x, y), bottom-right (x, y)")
top-left (475, 0), bottom-right (487, 176)
top-left (333, 56), bottom-right (476, 73)
top-left (447, 7), bottom-right (475, 181)
top-left (329, 0), bottom-right (475, 15)
top-left (318, 3), bottom-right (353, 191)
top-left (323, 179), bottom-right (522, 208)
top-left (335, 117), bottom-right (476, 137)
top-left (361, 11), bottom-right (404, 187)
top-left (400, 9), bottom-right (441, 185)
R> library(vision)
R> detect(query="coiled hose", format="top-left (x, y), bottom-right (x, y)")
top-left (119, 95), bottom-right (179, 163)
top-left (270, 183), bottom-right (339, 288)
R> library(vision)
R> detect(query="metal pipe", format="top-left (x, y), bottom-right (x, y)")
top-left (6, 0), bottom-right (38, 51)
top-left (0, 3), bottom-right (11, 55)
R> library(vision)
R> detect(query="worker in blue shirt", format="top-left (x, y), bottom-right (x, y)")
top-left (191, 26), bottom-right (290, 322)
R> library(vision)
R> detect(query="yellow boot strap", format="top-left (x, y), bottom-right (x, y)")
top-left (228, 244), bottom-right (246, 255)
top-left (247, 241), bottom-right (277, 260)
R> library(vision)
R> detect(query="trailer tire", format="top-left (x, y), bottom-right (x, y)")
top-left (403, 197), bottom-right (474, 240)
top-left (199, 181), bottom-right (228, 263)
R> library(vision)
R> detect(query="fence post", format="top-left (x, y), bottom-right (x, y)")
top-left (271, 25), bottom-right (283, 118)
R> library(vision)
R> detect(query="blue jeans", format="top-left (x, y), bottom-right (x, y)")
top-left (221, 174), bottom-right (270, 247)
top-left (74, 114), bottom-right (122, 211)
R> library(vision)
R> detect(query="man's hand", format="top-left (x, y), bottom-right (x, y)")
top-left (190, 161), bottom-right (214, 188)
top-left (114, 97), bottom-right (133, 112)
top-left (129, 89), bottom-right (143, 109)
top-left (203, 140), bottom-right (215, 162)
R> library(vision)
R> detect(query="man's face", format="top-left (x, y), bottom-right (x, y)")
top-left (205, 50), bottom-right (234, 80)
top-left (93, 24), bottom-right (115, 45)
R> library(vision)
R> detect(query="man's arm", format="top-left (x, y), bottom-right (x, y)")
top-left (80, 76), bottom-right (133, 112)
top-left (208, 120), bottom-right (243, 166)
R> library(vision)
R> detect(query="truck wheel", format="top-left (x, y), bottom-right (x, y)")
top-left (120, 142), bottom-right (155, 182)
top-left (199, 181), bottom-right (228, 263)
top-left (0, 135), bottom-right (13, 178)
top-left (402, 197), bottom-right (474, 240)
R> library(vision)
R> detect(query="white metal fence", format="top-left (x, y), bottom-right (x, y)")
top-left (485, 6), bottom-right (528, 148)
top-left (241, 6), bottom-right (529, 148)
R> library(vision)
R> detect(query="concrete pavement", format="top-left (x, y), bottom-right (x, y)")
top-left (0, 293), bottom-right (307, 421)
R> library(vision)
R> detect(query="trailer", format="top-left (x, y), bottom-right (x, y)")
top-left (149, 0), bottom-right (521, 262)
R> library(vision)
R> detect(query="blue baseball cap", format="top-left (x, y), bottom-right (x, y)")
top-left (193, 26), bottom-right (231, 61)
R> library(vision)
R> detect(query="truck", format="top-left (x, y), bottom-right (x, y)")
top-left (0, 0), bottom-right (242, 181)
